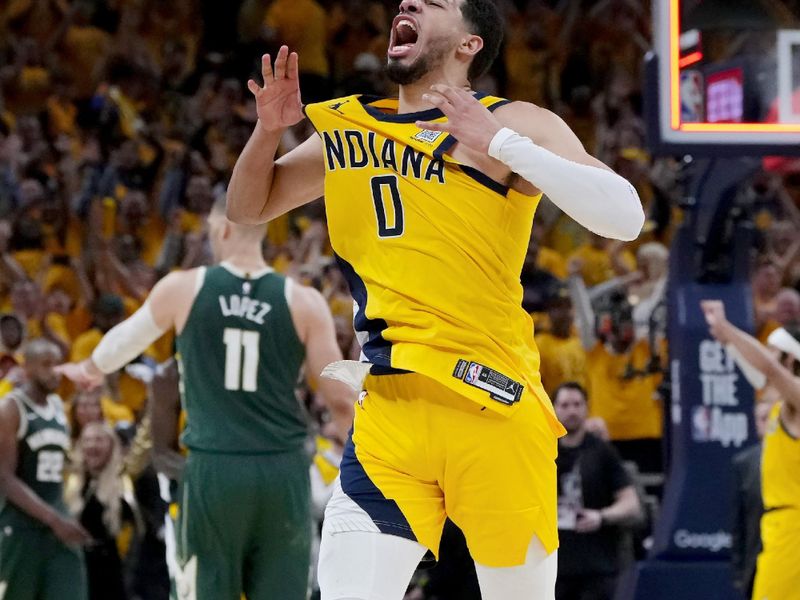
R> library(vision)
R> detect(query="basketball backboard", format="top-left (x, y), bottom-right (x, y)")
top-left (647, 0), bottom-right (800, 155)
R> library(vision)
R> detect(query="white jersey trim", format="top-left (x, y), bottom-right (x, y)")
top-left (193, 266), bottom-right (207, 298)
top-left (9, 392), bottom-right (28, 440)
top-left (284, 277), bottom-right (293, 307)
top-left (17, 390), bottom-right (56, 422)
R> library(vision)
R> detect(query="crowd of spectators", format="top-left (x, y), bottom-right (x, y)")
top-left (1, 0), bottom-right (800, 599)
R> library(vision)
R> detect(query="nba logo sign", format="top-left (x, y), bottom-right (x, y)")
top-left (465, 363), bottom-right (482, 384)
top-left (691, 406), bottom-right (711, 442)
top-left (680, 70), bottom-right (704, 123)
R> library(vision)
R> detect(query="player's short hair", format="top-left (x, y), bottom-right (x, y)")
top-left (23, 338), bottom-right (61, 363)
top-left (460, 0), bottom-right (504, 81)
top-left (552, 382), bottom-right (588, 404)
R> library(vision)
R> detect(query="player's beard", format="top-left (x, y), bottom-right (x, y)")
top-left (385, 37), bottom-right (450, 85)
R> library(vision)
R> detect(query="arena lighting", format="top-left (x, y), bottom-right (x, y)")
top-left (678, 51), bottom-right (702, 69)
top-left (667, 0), bottom-right (800, 134)
top-left (681, 123), bottom-right (800, 132)
top-left (669, 0), bottom-right (680, 129)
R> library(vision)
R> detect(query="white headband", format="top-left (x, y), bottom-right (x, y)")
top-left (767, 327), bottom-right (800, 363)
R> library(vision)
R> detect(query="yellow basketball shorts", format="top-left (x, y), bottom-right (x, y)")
top-left (751, 514), bottom-right (800, 600)
top-left (339, 372), bottom-right (559, 568)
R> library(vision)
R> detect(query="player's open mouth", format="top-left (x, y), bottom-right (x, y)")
top-left (389, 16), bottom-right (419, 58)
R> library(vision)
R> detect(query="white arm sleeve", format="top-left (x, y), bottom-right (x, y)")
top-left (726, 344), bottom-right (767, 391)
top-left (488, 127), bottom-right (645, 241)
top-left (91, 302), bottom-right (166, 374)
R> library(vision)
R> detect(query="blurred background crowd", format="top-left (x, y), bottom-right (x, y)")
top-left (1, 0), bottom-right (799, 598)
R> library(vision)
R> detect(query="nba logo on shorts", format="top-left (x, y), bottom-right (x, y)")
top-left (465, 363), bottom-right (482, 384)
top-left (691, 406), bottom-right (711, 442)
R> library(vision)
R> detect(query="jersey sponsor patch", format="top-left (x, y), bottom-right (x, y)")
top-left (452, 359), bottom-right (524, 405)
top-left (413, 129), bottom-right (445, 144)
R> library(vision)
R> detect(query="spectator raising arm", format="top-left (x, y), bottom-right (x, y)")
top-left (567, 262), bottom-right (597, 351)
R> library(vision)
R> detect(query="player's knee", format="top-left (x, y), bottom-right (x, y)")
top-left (474, 536), bottom-right (558, 600)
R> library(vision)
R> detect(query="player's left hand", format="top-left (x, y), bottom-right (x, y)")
top-left (415, 85), bottom-right (502, 155)
top-left (575, 508), bottom-right (603, 533)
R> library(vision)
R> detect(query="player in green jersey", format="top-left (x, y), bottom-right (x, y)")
top-left (0, 339), bottom-right (91, 600)
top-left (57, 196), bottom-right (355, 600)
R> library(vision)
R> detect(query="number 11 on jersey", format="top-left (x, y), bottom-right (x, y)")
top-left (223, 328), bottom-right (260, 392)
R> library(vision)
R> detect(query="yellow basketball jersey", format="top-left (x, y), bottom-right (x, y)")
top-left (752, 402), bottom-right (800, 600)
top-left (305, 94), bottom-right (563, 434)
top-left (761, 402), bottom-right (800, 516)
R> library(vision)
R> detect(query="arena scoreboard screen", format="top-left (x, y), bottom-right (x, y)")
top-left (648, 0), bottom-right (800, 155)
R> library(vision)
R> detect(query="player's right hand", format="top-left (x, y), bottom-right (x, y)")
top-left (700, 300), bottom-right (730, 343)
top-left (247, 46), bottom-right (304, 133)
top-left (54, 360), bottom-right (104, 390)
top-left (51, 515), bottom-right (93, 546)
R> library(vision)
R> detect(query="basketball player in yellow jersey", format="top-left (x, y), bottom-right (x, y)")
top-left (702, 301), bottom-right (800, 600)
top-left (228, 0), bottom-right (644, 597)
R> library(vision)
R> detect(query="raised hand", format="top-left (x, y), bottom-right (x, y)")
top-left (415, 85), bottom-right (503, 155)
top-left (247, 46), bottom-right (304, 133)
top-left (700, 300), bottom-right (730, 343)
